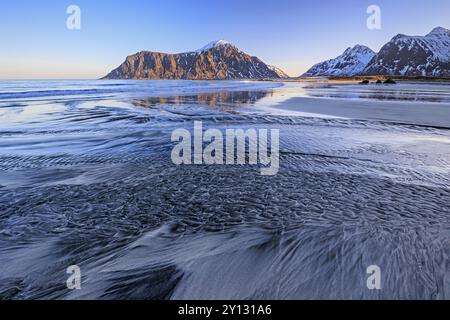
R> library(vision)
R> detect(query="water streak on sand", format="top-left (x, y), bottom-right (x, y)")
top-left (0, 80), bottom-right (449, 299)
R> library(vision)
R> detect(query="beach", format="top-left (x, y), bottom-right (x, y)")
top-left (0, 80), bottom-right (449, 299)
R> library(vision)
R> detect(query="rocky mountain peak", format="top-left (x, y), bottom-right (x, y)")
top-left (302, 44), bottom-right (376, 77)
top-left (363, 26), bottom-right (450, 76)
top-left (103, 40), bottom-right (287, 80)
top-left (427, 26), bottom-right (450, 37)
top-left (344, 45), bottom-right (373, 54)
top-left (303, 27), bottom-right (450, 77)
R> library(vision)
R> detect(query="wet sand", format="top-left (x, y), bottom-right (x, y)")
top-left (1, 80), bottom-right (450, 299)
top-left (273, 96), bottom-right (450, 128)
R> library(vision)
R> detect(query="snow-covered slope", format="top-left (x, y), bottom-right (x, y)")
top-left (194, 40), bottom-right (235, 53)
top-left (363, 27), bottom-right (450, 76)
top-left (303, 45), bottom-right (376, 77)
top-left (268, 65), bottom-right (290, 78)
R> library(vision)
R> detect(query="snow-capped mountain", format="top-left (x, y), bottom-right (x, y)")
top-left (102, 40), bottom-right (286, 80)
top-left (302, 45), bottom-right (376, 77)
top-left (363, 27), bottom-right (450, 77)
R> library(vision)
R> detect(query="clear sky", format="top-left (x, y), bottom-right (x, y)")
top-left (1, 0), bottom-right (449, 79)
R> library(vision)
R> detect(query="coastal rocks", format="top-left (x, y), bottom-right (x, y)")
top-left (359, 78), bottom-right (396, 85)
top-left (384, 78), bottom-right (396, 84)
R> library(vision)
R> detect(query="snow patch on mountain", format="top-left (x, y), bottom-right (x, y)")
top-left (195, 40), bottom-right (234, 53)
top-left (268, 65), bottom-right (290, 78)
top-left (423, 27), bottom-right (450, 62)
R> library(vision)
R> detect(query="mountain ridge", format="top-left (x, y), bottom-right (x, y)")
top-left (302, 45), bottom-right (376, 77)
top-left (302, 26), bottom-right (450, 78)
top-left (362, 26), bottom-right (450, 76)
top-left (102, 40), bottom-right (288, 80)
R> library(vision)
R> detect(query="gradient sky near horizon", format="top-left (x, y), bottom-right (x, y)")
top-left (1, 0), bottom-right (449, 79)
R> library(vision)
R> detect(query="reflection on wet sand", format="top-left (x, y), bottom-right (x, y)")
top-left (304, 84), bottom-right (450, 103)
top-left (132, 90), bottom-right (274, 111)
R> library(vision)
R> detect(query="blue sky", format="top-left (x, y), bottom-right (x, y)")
top-left (1, 0), bottom-right (449, 79)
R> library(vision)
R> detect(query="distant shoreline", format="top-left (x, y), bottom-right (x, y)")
top-left (258, 76), bottom-right (450, 85)
top-left (97, 76), bottom-right (450, 83)
top-left (297, 75), bottom-right (450, 81)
